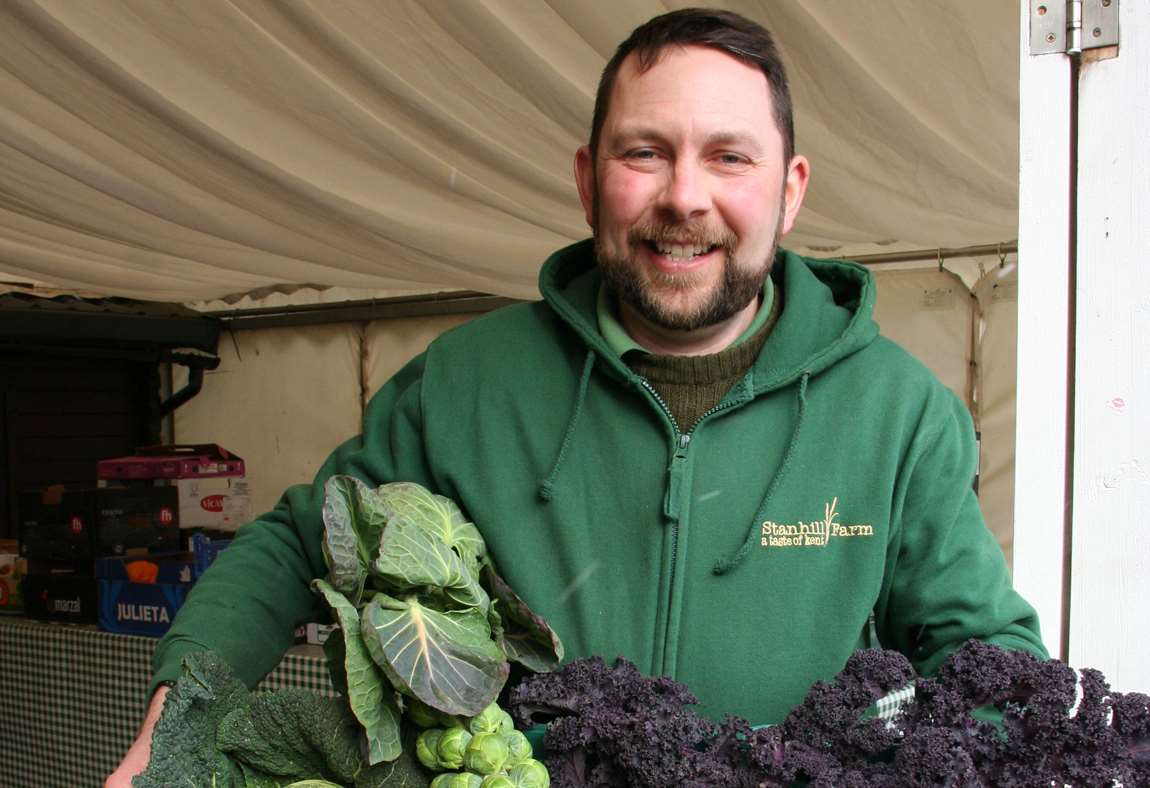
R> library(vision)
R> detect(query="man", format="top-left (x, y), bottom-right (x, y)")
top-left (109, 8), bottom-right (1044, 784)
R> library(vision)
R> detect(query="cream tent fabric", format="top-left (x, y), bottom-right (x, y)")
top-left (974, 261), bottom-right (1019, 567)
top-left (0, 0), bottom-right (1018, 301)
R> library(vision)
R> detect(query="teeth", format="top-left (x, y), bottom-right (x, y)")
top-left (655, 242), bottom-right (711, 261)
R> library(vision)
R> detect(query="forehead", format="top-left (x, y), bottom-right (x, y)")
top-left (605, 45), bottom-right (777, 141)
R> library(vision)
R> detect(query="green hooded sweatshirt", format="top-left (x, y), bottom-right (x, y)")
top-left (153, 240), bottom-right (1045, 724)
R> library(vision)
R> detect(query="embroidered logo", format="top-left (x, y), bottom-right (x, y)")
top-left (760, 497), bottom-right (873, 549)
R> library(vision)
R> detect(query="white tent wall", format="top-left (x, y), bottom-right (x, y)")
top-left (363, 313), bottom-right (479, 408)
top-left (169, 270), bottom-right (1020, 571)
top-left (870, 269), bottom-right (974, 408)
top-left (171, 325), bottom-right (365, 515)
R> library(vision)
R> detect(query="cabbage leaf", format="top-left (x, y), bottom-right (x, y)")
top-left (360, 592), bottom-right (508, 717)
top-left (313, 578), bottom-right (402, 765)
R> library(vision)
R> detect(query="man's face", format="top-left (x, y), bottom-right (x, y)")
top-left (575, 45), bottom-right (808, 332)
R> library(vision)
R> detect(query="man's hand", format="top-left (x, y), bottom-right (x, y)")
top-left (104, 684), bottom-right (168, 787)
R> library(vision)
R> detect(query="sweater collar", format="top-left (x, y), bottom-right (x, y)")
top-left (594, 277), bottom-right (776, 358)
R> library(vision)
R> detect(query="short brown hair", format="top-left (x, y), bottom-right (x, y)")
top-left (589, 8), bottom-right (794, 163)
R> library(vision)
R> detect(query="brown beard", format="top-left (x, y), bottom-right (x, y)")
top-left (594, 216), bottom-right (781, 333)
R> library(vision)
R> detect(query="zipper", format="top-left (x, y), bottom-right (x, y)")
top-left (638, 377), bottom-right (749, 676)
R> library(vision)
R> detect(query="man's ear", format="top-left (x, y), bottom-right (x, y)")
top-left (574, 145), bottom-right (596, 229)
top-left (780, 154), bottom-right (810, 237)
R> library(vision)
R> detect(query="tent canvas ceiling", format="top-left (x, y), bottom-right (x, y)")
top-left (0, 1), bottom-right (1019, 302)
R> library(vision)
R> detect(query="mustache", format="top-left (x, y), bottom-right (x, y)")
top-left (626, 222), bottom-right (738, 251)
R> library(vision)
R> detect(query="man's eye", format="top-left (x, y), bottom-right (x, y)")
top-left (717, 153), bottom-right (748, 166)
top-left (626, 149), bottom-right (658, 160)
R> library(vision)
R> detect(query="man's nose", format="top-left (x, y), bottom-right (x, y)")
top-left (657, 160), bottom-right (711, 221)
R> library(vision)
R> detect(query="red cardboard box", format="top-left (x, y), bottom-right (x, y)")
top-left (97, 444), bottom-right (245, 480)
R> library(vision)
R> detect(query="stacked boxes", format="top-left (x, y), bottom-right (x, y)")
top-left (18, 486), bottom-right (180, 559)
top-left (95, 533), bottom-right (231, 636)
top-left (97, 444), bottom-right (251, 532)
top-left (18, 487), bottom-right (180, 624)
top-left (17, 444), bottom-right (247, 632)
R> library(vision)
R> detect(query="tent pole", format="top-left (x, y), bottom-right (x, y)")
top-left (822, 241), bottom-right (1017, 266)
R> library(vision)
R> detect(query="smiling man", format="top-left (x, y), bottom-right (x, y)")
top-left (110, 9), bottom-right (1046, 784)
top-left (577, 42), bottom-right (808, 355)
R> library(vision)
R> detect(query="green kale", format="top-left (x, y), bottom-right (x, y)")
top-left (134, 650), bottom-right (251, 788)
top-left (216, 689), bottom-right (363, 783)
top-left (137, 651), bottom-right (431, 787)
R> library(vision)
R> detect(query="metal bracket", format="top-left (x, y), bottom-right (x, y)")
top-left (1031, 0), bottom-right (1119, 56)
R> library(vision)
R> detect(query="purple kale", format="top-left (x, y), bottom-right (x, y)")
top-left (510, 642), bottom-right (1150, 787)
top-left (1111, 691), bottom-right (1150, 786)
top-left (508, 656), bottom-right (759, 787)
top-left (780, 648), bottom-right (915, 761)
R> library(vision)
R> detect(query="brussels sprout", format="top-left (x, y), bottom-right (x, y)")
top-left (501, 729), bottom-right (533, 767)
top-left (429, 775), bottom-right (457, 788)
top-left (448, 774), bottom-right (484, 788)
top-left (497, 710), bottom-right (515, 734)
top-left (407, 697), bottom-right (446, 729)
top-left (508, 759), bottom-right (550, 788)
top-left (463, 731), bottom-right (511, 775)
top-left (437, 726), bottom-right (473, 770)
top-left (416, 728), bottom-right (446, 771)
top-left (479, 775), bottom-right (516, 788)
top-left (468, 701), bottom-right (504, 734)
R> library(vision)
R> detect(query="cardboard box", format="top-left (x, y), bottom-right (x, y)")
top-left (306, 623), bottom-right (336, 646)
top-left (97, 444), bottom-right (245, 480)
top-left (19, 486), bottom-right (180, 559)
top-left (18, 488), bottom-right (97, 561)
top-left (23, 571), bottom-right (98, 624)
top-left (94, 486), bottom-right (180, 556)
top-left (98, 444), bottom-right (251, 532)
top-left (174, 476), bottom-right (252, 530)
top-left (95, 534), bottom-right (231, 637)
top-left (0, 540), bottom-right (26, 614)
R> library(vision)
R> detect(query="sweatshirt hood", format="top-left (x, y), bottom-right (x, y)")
top-left (538, 238), bottom-right (880, 388)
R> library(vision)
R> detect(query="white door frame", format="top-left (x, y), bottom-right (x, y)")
top-left (1014, 0), bottom-right (1149, 691)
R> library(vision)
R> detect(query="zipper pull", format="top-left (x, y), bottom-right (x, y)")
top-left (663, 434), bottom-right (691, 520)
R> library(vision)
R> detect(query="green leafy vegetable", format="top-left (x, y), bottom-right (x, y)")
top-left (134, 651), bottom-right (250, 788)
top-left (462, 733), bottom-right (510, 775)
top-left (321, 476), bottom-right (386, 605)
top-left (372, 519), bottom-right (489, 614)
top-left (139, 652), bottom-right (431, 788)
top-left (361, 593), bottom-right (508, 717)
top-left (373, 483), bottom-right (486, 574)
top-left (314, 578), bottom-right (402, 764)
top-left (501, 731), bottom-right (532, 768)
top-left (435, 727), bottom-right (473, 770)
top-left (216, 689), bottom-right (362, 782)
top-left (467, 702), bottom-right (504, 735)
top-left (481, 565), bottom-right (564, 673)
top-left (506, 760), bottom-right (549, 788)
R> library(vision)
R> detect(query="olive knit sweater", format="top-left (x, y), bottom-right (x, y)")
top-left (627, 290), bottom-right (782, 431)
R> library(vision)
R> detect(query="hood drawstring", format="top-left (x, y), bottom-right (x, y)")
top-left (538, 350), bottom-right (596, 502)
top-left (713, 371), bottom-right (811, 575)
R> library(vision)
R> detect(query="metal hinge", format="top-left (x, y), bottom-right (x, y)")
top-left (1030, 0), bottom-right (1119, 56)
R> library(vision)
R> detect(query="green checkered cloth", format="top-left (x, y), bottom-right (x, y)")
top-left (0, 618), bottom-right (335, 788)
